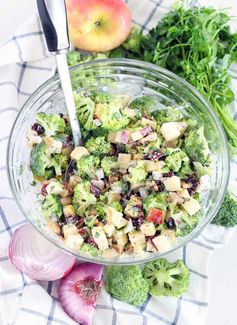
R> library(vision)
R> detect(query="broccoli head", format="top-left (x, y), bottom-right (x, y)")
top-left (184, 126), bottom-right (211, 164)
top-left (105, 265), bottom-right (149, 306)
top-left (67, 50), bottom-right (81, 66)
top-left (50, 154), bottom-right (68, 176)
top-left (85, 136), bottom-right (111, 156)
top-left (142, 258), bottom-right (190, 297)
top-left (143, 192), bottom-right (169, 213)
top-left (101, 156), bottom-right (118, 176)
top-left (165, 148), bottom-right (189, 172)
top-left (128, 160), bottom-right (148, 184)
top-left (129, 96), bottom-right (157, 115)
top-left (74, 92), bottom-right (96, 131)
top-left (73, 181), bottom-right (97, 215)
top-left (177, 161), bottom-right (193, 179)
top-left (192, 161), bottom-right (211, 178)
top-left (173, 210), bottom-right (200, 237)
top-left (30, 142), bottom-right (51, 178)
top-left (41, 194), bottom-right (63, 220)
top-left (152, 107), bottom-right (184, 124)
top-left (77, 155), bottom-right (100, 179)
top-left (98, 98), bottom-right (130, 131)
top-left (36, 113), bottom-right (65, 136)
top-left (90, 90), bottom-right (113, 104)
top-left (80, 243), bottom-right (99, 257)
top-left (212, 191), bottom-right (237, 228)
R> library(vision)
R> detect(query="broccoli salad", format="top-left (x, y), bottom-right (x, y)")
top-left (27, 90), bottom-right (212, 258)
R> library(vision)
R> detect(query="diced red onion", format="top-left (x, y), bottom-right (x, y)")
top-left (91, 179), bottom-right (104, 190)
top-left (140, 125), bottom-right (152, 136)
top-left (139, 187), bottom-right (148, 198)
top-left (120, 130), bottom-right (130, 144)
top-left (111, 184), bottom-right (122, 194)
top-left (95, 168), bottom-right (104, 179)
top-left (93, 119), bottom-right (102, 126)
top-left (8, 224), bottom-right (76, 281)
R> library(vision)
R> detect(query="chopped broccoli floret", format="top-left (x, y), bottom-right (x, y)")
top-left (184, 126), bottom-right (211, 164)
top-left (101, 156), bottom-right (118, 176)
top-left (67, 51), bottom-right (81, 66)
top-left (174, 210), bottom-right (200, 237)
top-left (30, 142), bottom-right (51, 178)
top-left (80, 243), bottom-right (99, 257)
top-left (99, 98), bottom-right (130, 131)
top-left (90, 90), bottom-right (113, 104)
top-left (85, 136), bottom-right (111, 156)
top-left (152, 107), bottom-right (184, 124)
top-left (111, 201), bottom-right (123, 212)
top-left (73, 181), bottom-right (97, 215)
top-left (105, 265), bottom-right (149, 306)
top-left (143, 192), bottom-right (169, 213)
top-left (41, 194), bottom-right (63, 220)
top-left (212, 192), bottom-right (237, 228)
top-left (142, 258), bottom-right (190, 297)
top-left (165, 148), bottom-right (189, 172)
top-left (122, 25), bottom-right (142, 54)
top-left (128, 160), bottom-right (148, 184)
top-left (77, 155), bottom-right (100, 179)
top-left (177, 161), bottom-right (193, 179)
top-left (50, 154), bottom-right (68, 176)
top-left (192, 161), bottom-right (211, 178)
top-left (129, 96), bottom-right (157, 115)
top-left (36, 113), bottom-right (65, 136)
top-left (74, 93), bottom-right (96, 130)
top-left (111, 180), bottom-right (129, 195)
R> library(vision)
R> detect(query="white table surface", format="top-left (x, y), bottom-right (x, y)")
top-left (1, 1), bottom-right (237, 325)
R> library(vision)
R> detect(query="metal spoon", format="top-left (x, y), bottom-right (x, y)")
top-left (36, 0), bottom-right (82, 180)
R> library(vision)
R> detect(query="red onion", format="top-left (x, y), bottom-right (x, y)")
top-left (8, 224), bottom-right (76, 281)
top-left (139, 187), bottom-right (148, 198)
top-left (93, 119), bottom-right (102, 126)
top-left (59, 263), bottom-right (103, 325)
top-left (91, 179), bottom-right (104, 190)
top-left (95, 168), bottom-right (104, 179)
top-left (120, 130), bottom-right (130, 144)
top-left (140, 125), bottom-right (152, 136)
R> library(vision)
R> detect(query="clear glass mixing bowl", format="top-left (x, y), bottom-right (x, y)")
top-left (7, 59), bottom-right (229, 264)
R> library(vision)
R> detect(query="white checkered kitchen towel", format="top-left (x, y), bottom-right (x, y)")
top-left (0, 1), bottom-right (237, 325)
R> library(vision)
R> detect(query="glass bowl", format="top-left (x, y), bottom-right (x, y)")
top-left (7, 59), bottom-right (229, 264)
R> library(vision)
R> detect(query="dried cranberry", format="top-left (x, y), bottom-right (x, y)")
top-left (186, 175), bottom-right (198, 196)
top-left (90, 184), bottom-right (100, 197)
top-left (132, 217), bottom-right (145, 229)
top-left (78, 227), bottom-right (89, 239)
top-left (143, 154), bottom-right (149, 160)
top-left (68, 215), bottom-right (77, 223)
top-left (164, 171), bottom-right (175, 177)
top-left (76, 216), bottom-right (85, 228)
top-left (87, 237), bottom-right (98, 248)
top-left (59, 113), bottom-right (64, 118)
top-left (64, 182), bottom-right (73, 195)
top-left (166, 217), bottom-right (176, 230)
top-left (149, 151), bottom-right (164, 161)
top-left (63, 135), bottom-right (73, 147)
top-left (155, 230), bottom-right (161, 236)
top-left (31, 123), bottom-right (45, 135)
top-left (155, 180), bottom-right (165, 192)
top-left (59, 215), bottom-right (66, 226)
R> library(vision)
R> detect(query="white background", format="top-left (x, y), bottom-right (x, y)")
top-left (1, 1), bottom-right (237, 325)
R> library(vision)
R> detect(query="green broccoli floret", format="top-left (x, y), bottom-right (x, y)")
top-left (99, 98), bottom-right (130, 131)
top-left (105, 265), bottom-right (149, 306)
top-left (74, 92), bottom-right (96, 130)
top-left (77, 155), bottom-right (100, 179)
top-left (122, 25), bottom-right (142, 54)
top-left (101, 156), bottom-right (118, 176)
top-left (128, 161), bottom-right (148, 184)
top-left (177, 161), bottom-right (193, 179)
top-left (129, 96), bottom-right (157, 115)
top-left (30, 142), bottom-right (51, 178)
top-left (165, 148), bottom-right (189, 172)
top-left (184, 126), bottom-right (211, 164)
top-left (174, 210), bottom-right (200, 237)
top-left (85, 136), bottom-right (111, 156)
top-left (41, 194), bottom-right (63, 220)
top-left (142, 258), bottom-right (190, 297)
top-left (111, 201), bottom-right (123, 212)
top-left (90, 90), bottom-right (113, 104)
top-left (80, 243), bottom-right (99, 257)
top-left (67, 51), bottom-right (81, 66)
top-left (192, 161), bottom-right (211, 178)
top-left (152, 107), bottom-right (184, 124)
top-left (111, 180), bottom-right (129, 195)
top-left (36, 113), bottom-right (65, 136)
top-left (73, 181), bottom-right (97, 215)
top-left (50, 154), bottom-right (68, 176)
top-left (143, 192), bottom-right (169, 213)
top-left (212, 192), bottom-right (237, 227)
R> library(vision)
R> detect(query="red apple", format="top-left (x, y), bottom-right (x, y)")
top-left (66, 0), bottom-right (132, 52)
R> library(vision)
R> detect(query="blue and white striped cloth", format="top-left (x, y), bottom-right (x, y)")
top-left (0, 1), bottom-right (237, 325)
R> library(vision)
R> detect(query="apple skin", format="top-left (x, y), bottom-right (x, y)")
top-left (66, 0), bottom-right (132, 52)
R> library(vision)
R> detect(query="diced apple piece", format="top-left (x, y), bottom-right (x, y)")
top-left (106, 207), bottom-right (128, 229)
top-left (108, 131), bottom-right (117, 143)
top-left (46, 181), bottom-right (68, 197)
top-left (107, 191), bottom-right (121, 205)
top-left (152, 234), bottom-right (172, 253)
top-left (117, 233), bottom-right (128, 247)
top-left (124, 107), bottom-right (137, 118)
top-left (47, 220), bottom-right (61, 235)
top-left (115, 130), bottom-right (130, 144)
top-left (133, 153), bottom-right (145, 160)
top-left (44, 136), bottom-right (62, 154)
top-left (92, 226), bottom-right (109, 251)
top-left (118, 153), bottom-right (132, 169)
top-left (65, 234), bottom-right (84, 251)
top-left (128, 231), bottom-right (146, 252)
top-left (63, 224), bottom-right (78, 239)
top-left (178, 188), bottom-right (190, 198)
top-left (146, 240), bottom-right (158, 252)
top-left (182, 198), bottom-right (201, 216)
top-left (69, 175), bottom-right (81, 188)
top-left (160, 122), bottom-right (187, 142)
top-left (131, 130), bottom-right (143, 141)
top-left (70, 146), bottom-right (89, 160)
top-left (140, 132), bottom-right (158, 144)
top-left (141, 117), bottom-right (156, 129)
top-left (102, 248), bottom-right (119, 259)
top-left (140, 223), bottom-right (156, 236)
top-left (63, 205), bottom-right (76, 218)
top-left (144, 160), bottom-right (164, 172)
top-left (124, 219), bottom-right (134, 234)
top-left (163, 176), bottom-right (181, 191)
top-left (103, 223), bottom-right (115, 237)
top-left (26, 129), bottom-right (42, 147)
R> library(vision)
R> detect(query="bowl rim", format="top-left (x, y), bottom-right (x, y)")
top-left (7, 58), bottom-right (230, 264)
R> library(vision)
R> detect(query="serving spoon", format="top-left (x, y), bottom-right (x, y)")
top-left (36, 0), bottom-right (82, 180)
